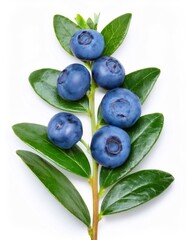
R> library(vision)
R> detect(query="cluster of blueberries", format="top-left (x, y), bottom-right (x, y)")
top-left (47, 29), bottom-right (141, 168)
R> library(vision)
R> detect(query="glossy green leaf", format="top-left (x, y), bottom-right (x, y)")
top-left (29, 69), bottom-right (89, 113)
top-left (13, 123), bottom-right (91, 178)
top-left (53, 15), bottom-right (81, 55)
top-left (101, 13), bottom-right (132, 56)
top-left (123, 68), bottom-right (161, 104)
top-left (100, 170), bottom-right (174, 215)
top-left (100, 113), bottom-right (164, 189)
top-left (75, 14), bottom-right (90, 29)
top-left (17, 150), bottom-right (91, 226)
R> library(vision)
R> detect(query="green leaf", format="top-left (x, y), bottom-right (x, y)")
top-left (86, 17), bottom-right (95, 29)
top-left (13, 123), bottom-right (91, 178)
top-left (53, 15), bottom-right (81, 55)
top-left (75, 14), bottom-right (90, 29)
top-left (29, 69), bottom-right (89, 113)
top-left (93, 13), bottom-right (100, 30)
top-left (101, 13), bottom-right (132, 56)
top-left (100, 170), bottom-right (174, 216)
top-left (97, 105), bottom-right (106, 127)
top-left (17, 150), bottom-right (91, 226)
top-left (124, 68), bottom-right (161, 104)
top-left (100, 113), bottom-right (164, 189)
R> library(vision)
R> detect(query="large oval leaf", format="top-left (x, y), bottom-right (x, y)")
top-left (17, 150), bottom-right (91, 226)
top-left (123, 68), bottom-right (161, 104)
top-left (13, 123), bottom-right (91, 178)
top-left (100, 170), bottom-right (174, 216)
top-left (29, 69), bottom-right (89, 113)
top-left (53, 15), bottom-right (81, 55)
top-left (101, 13), bottom-right (132, 56)
top-left (100, 113), bottom-right (164, 189)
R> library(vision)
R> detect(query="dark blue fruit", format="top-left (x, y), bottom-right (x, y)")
top-left (90, 125), bottom-right (131, 168)
top-left (92, 56), bottom-right (125, 89)
top-left (47, 112), bottom-right (83, 149)
top-left (57, 63), bottom-right (91, 101)
top-left (101, 88), bottom-right (141, 128)
top-left (70, 29), bottom-right (104, 60)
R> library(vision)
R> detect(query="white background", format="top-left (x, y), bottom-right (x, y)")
top-left (1, 0), bottom-right (187, 239)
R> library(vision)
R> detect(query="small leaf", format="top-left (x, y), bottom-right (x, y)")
top-left (101, 170), bottom-right (174, 215)
top-left (100, 113), bottom-right (164, 188)
top-left (93, 13), bottom-right (100, 30)
top-left (101, 13), bottom-right (132, 56)
top-left (17, 150), bottom-right (91, 226)
top-left (75, 14), bottom-right (90, 29)
top-left (13, 123), bottom-right (91, 178)
top-left (29, 68), bottom-right (89, 113)
top-left (53, 15), bottom-right (81, 55)
top-left (86, 17), bottom-right (95, 29)
top-left (97, 105), bottom-right (106, 127)
top-left (124, 68), bottom-right (161, 104)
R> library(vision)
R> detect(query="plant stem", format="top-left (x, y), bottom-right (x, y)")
top-left (80, 138), bottom-right (91, 154)
top-left (91, 160), bottom-right (99, 240)
top-left (89, 77), bottom-right (99, 240)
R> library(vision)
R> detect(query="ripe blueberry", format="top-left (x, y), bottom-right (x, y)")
top-left (92, 56), bottom-right (125, 89)
top-left (70, 29), bottom-right (104, 60)
top-left (101, 88), bottom-right (141, 128)
top-left (47, 112), bottom-right (83, 149)
top-left (57, 63), bottom-right (91, 101)
top-left (90, 125), bottom-right (131, 168)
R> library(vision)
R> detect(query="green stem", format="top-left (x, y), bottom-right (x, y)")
top-left (80, 138), bottom-right (90, 154)
top-left (89, 76), bottom-right (99, 240)
top-left (89, 80), bottom-right (97, 134)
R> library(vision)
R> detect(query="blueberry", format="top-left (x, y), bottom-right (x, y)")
top-left (57, 63), bottom-right (91, 101)
top-left (70, 29), bottom-right (104, 60)
top-left (101, 88), bottom-right (141, 128)
top-left (90, 125), bottom-right (131, 168)
top-left (92, 56), bottom-right (125, 89)
top-left (47, 112), bottom-right (83, 149)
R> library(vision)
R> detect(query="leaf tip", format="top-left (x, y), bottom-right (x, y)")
top-left (53, 14), bottom-right (60, 21)
top-left (171, 174), bottom-right (175, 182)
top-left (16, 149), bottom-right (22, 157)
top-left (167, 172), bottom-right (175, 183)
top-left (15, 150), bottom-right (28, 164)
top-left (12, 124), bottom-right (18, 133)
top-left (158, 112), bottom-right (164, 126)
top-left (153, 67), bottom-right (161, 76)
top-left (157, 68), bottom-right (161, 74)
top-left (28, 71), bottom-right (35, 84)
top-left (123, 13), bottom-right (132, 22)
top-left (153, 112), bottom-right (164, 130)
top-left (127, 13), bottom-right (132, 18)
top-left (53, 14), bottom-right (60, 27)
